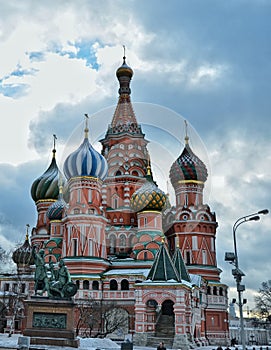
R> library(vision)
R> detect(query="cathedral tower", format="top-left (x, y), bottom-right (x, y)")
top-left (61, 117), bottom-right (109, 275)
top-left (100, 55), bottom-right (150, 256)
top-left (30, 136), bottom-right (62, 248)
top-left (166, 128), bottom-right (228, 343)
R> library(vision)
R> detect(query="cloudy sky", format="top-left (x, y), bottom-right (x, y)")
top-left (0, 0), bottom-right (270, 313)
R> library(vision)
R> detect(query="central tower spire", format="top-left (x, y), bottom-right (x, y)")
top-left (99, 51), bottom-right (150, 257)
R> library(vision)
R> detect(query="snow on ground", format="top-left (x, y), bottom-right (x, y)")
top-left (0, 334), bottom-right (156, 349)
top-left (0, 334), bottom-right (270, 350)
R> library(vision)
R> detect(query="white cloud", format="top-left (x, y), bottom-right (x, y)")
top-left (189, 63), bottom-right (227, 87)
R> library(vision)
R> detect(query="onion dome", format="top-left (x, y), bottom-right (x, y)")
top-left (130, 165), bottom-right (167, 212)
top-left (63, 116), bottom-right (108, 181)
top-left (31, 136), bottom-right (61, 202)
top-left (170, 135), bottom-right (208, 187)
top-left (116, 56), bottom-right (133, 79)
top-left (12, 225), bottom-right (34, 266)
top-left (116, 48), bottom-right (133, 95)
top-left (47, 180), bottom-right (67, 220)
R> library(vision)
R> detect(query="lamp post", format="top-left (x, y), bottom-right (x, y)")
top-left (225, 209), bottom-right (269, 350)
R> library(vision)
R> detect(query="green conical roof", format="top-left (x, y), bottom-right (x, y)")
top-left (147, 242), bottom-right (180, 282)
top-left (173, 248), bottom-right (191, 282)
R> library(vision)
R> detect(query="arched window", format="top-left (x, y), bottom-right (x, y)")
top-left (113, 196), bottom-right (118, 209)
top-left (121, 279), bottom-right (129, 290)
top-left (119, 234), bottom-right (126, 248)
top-left (92, 280), bottom-right (99, 290)
top-left (110, 279), bottom-right (118, 290)
top-left (76, 280), bottom-right (80, 289)
top-left (115, 170), bottom-right (121, 176)
top-left (219, 287), bottom-right (224, 296)
top-left (146, 299), bottom-right (158, 308)
top-left (83, 280), bottom-right (89, 290)
top-left (213, 286), bottom-right (217, 295)
top-left (207, 286), bottom-right (211, 295)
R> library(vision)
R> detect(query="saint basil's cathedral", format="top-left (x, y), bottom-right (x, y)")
top-left (1, 55), bottom-right (228, 349)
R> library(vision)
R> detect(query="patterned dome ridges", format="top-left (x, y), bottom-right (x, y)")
top-left (170, 141), bottom-right (208, 186)
top-left (31, 150), bottom-right (61, 202)
top-left (64, 129), bottom-right (108, 181)
top-left (12, 232), bottom-right (34, 266)
top-left (130, 166), bottom-right (167, 212)
top-left (47, 197), bottom-right (66, 220)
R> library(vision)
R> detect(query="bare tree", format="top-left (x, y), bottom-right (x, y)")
top-left (75, 298), bottom-right (128, 338)
top-left (2, 277), bottom-right (25, 336)
top-left (103, 307), bottom-right (128, 338)
top-left (254, 280), bottom-right (271, 321)
top-left (0, 301), bottom-right (7, 332)
top-left (75, 299), bottom-right (101, 337)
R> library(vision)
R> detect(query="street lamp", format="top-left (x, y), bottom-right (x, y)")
top-left (225, 209), bottom-right (269, 350)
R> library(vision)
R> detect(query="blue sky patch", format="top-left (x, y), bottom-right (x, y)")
top-left (76, 40), bottom-right (100, 70)
top-left (0, 83), bottom-right (29, 98)
top-left (28, 51), bottom-right (45, 62)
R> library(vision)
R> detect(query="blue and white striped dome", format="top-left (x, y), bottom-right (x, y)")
top-left (63, 126), bottom-right (108, 181)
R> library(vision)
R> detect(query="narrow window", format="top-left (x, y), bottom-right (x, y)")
top-left (192, 236), bottom-right (198, 250)
top-left (88, 189), bottom-right (92, 203)
top-left (144, 217), bottom-right (147, 227)
top-left (202, 250), bottom-right (207, 264)
top-left (186, 251), bottom-right (191, 264)
top-left (89, 239), bottom-right (93, 256)
top-left (211, 237), bottom-right (215, 251)
top-left (72, 239), bottom-right (78, 256)
top-left (184, 194), bottom-right (188, 206)
top-left (113, 197), bottom-right (118, 209)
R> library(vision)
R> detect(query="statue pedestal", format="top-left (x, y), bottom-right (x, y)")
top-left (23, 296), bottom-right (79, 348)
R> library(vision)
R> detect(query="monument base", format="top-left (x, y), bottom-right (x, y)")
top-left (23, 296), bottom-right (79, 348)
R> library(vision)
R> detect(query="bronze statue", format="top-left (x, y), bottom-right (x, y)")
top-left (33, 248), bottom-right (51, 296)
top-left (32, 247), bottom-right (77, 298)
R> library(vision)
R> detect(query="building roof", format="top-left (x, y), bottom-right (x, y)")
top-left (173, 247), bottom-right (191, 282)
top-left (146, 242), bottom-right (181, 282)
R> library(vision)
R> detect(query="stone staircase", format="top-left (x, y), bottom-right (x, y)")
top-left (146, 314), bottom-right (175, 349)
